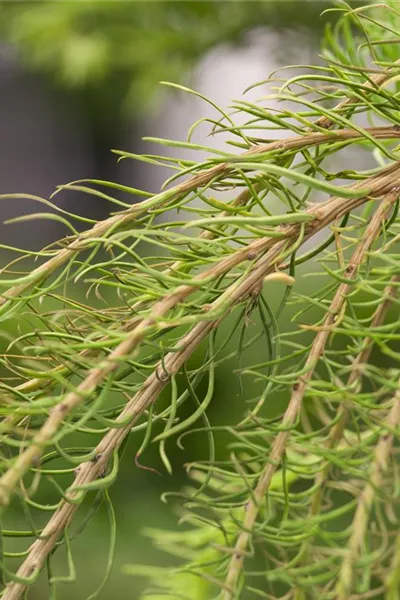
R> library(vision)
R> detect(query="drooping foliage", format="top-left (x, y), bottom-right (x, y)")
top-left (0, 2), bottom-right (400, 600)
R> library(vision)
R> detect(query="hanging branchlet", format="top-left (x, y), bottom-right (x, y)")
top-left (222, 187), bottom-right (400, 600)
top-left (1, 2), bottom-right (400, 600)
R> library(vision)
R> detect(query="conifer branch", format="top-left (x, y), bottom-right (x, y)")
top-left (307, 273), bottom-right (400, 522)
top-left (290, 272), bottom-right (400, 599)
top-left (1, 159), bottom-right (399, 512)
top-left (313, 58), bottom-right (400, 129)
top-left (1, 9), bottom-right (400, 598)
top-left (221, 188), bottom-right (400, 600)
top-left (386, 528), bottom-right (400, 598)
top-left (1, 126), bottom-right (400, 313)
top-left (3, 124), bottom-right (398, 406)
top-left (337, 377), bottom-right (400, 600)
top-left (4, 170), bottom-right (400, 600)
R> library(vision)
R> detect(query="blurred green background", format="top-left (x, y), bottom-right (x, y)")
top-left (0, 2), bottom-right (371, 598)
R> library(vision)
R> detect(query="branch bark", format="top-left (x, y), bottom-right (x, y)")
top-left (1, 159), bottom-right (399, 512)
top-left (221, 188), bottom-right (400, 600)
top-left (337, 377), bottom-right (400, 600)
top-left (308, 273), bottom-right (400, 521)
top-left (1, 126), bottom-right (400, 312)
top-left (4, 124), bottom-right (399, 402)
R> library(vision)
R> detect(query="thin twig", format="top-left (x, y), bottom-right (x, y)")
top-left (3, 64), bottom-right (398, 408)
top-left (2, 123), bottom-right (396, 409)
top-left (386, 527), bottom-right (400, 600)
top-left (337, 378), bottom-right (400, 600)
top-left (308, 273), bottom-right (400, 520)
top-left (291, 273), bottom-right (400, 600)
top-left (221, 188), bottom-right (400, 600)
top-left (2, 60), bottom-right (397, 397)
top-left (313, 58), bottom-right (400, 129)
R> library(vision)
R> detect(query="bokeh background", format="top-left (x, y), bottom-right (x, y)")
top-left (0, 2), bottom-right (373, 598)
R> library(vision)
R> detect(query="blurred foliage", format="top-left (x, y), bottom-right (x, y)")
top-left (0, 0), bottom-right (340, 121)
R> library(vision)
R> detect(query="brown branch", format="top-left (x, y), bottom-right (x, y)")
top-left (2, 320), bottom-right (216, 600)
top-left (0, 234), bottom-right (294, 600)
top-left (4, 184), bottom-right (262, 403)
top-left (1, 125), bottom-right (400, 312)
top-left (221, 188), bottom-right (400, 600)
top-left (1, 183), bottom-right (260, 418)
top-left (288, 273), bottom-right (400, 598)
top-left (1, 159), bottom-right (397, 511)
top-left (313, 59), bottom-right (400, 129)
top-left (337, 377), bottom-right (400, 600)
top-left (4, 125), bottom-right (398, 404)
top-left (386, 526), bottom-right (400, 598)
top-left (1, 159), bottom-right (399, 511)
top-left (3, 57), bottom-right (399, 396)
top-left (308, 273), bottom-right (400, 521)
top-left (0, 231), bottom-right (279, 506)
top-left (1, 123), bottom-right (395, 407)
top-left (4, 175), bottom-right (400, 600)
